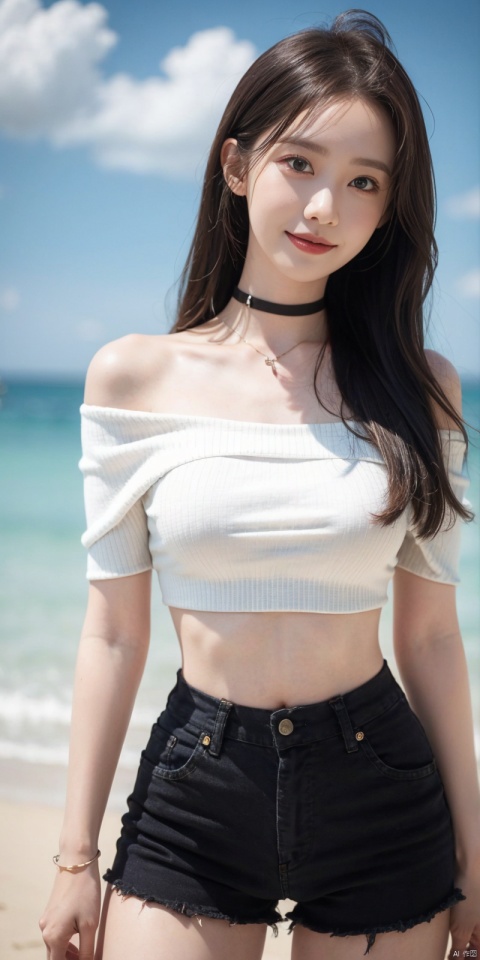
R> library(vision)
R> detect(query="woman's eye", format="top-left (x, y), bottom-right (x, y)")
top-left (284, 156), bottom-right (313, 174)
top-left (350, 176), bottom-right (378, 192)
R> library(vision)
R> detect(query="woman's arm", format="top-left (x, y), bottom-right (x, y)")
top-left (39, 572), bottom-right (151, 959)
top-left (393, 571), bottom-right (480, 957)
top-left (60, 573), bottom-right (151, 860)
top-left (40, 340), bottom-right (158, 958)
top-left (393, 570), bottom-right (480, 867)
top-left (393, 350), bottom-right (480, 957)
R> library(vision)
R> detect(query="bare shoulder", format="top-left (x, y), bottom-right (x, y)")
top-left (84, 333), bottom-right (173, 410)
top-left (424, 349), bottom-right (462, 429)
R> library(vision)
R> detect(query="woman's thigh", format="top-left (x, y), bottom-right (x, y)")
top-left (290, 908), bottom-right (450, 960)
top-left (96, 884), bottom-right (268, 960)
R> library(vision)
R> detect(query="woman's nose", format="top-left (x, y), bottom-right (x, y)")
top-left (304, 188), bottom-right (339, 226)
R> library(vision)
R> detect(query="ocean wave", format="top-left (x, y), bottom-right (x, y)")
top-left (0, 738), bottom-right (141, 768)
top-left (0, 739), bottom-right (69, 764)
top-left (0, 689), bottom-right (159, 729)
top-left (0, 691), bottom-right (72, 725)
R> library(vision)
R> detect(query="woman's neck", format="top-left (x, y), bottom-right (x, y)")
top-left (220, 274), bottom-right (328, 353)
top-left (228, 251), bottom-right (329, 350)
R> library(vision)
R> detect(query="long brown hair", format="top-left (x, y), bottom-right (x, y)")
top-left (170, 10), bottom-right (472, 537)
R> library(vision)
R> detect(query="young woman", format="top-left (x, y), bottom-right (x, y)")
top-left (40, 11), bottom-right (479, 960)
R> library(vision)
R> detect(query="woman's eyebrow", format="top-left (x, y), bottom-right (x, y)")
top-left (351, 156), bottom-right (392, 176)
top-left (277, 137), bottom-right (392, 176)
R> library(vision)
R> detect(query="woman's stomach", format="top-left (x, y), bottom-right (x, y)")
top-left (169, 606), bottom-right (384, 708)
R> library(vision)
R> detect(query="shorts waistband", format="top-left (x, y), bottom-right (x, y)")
top-left (163, 660), bottom-right (405, 755)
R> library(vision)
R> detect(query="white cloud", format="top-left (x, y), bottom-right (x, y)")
top-left (0, 0), bottom-right (256, 177)
top-left (0, 0), bottom-right (117, 137)
top-left (0, 286), bottom-right (20, 310)
top-left (457, 269), bottom-right (480, 299)
top-left (445, 186), bottom-right (480, 220)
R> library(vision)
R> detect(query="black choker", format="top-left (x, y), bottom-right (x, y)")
top-left (233, 287), bottom-right (325, 316)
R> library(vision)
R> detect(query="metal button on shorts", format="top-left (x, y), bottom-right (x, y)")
top-left (278, 718), bottom-right (294, 735)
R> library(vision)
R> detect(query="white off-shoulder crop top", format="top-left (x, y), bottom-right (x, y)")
top-left (79, 404), bottom-right (469, 613)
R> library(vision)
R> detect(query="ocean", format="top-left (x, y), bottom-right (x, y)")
top-left (1, 378), bottom-right (479, 809)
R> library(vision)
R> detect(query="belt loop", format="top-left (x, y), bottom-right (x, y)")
top-left (208, 699), bottom-right (233, 757)
top-left (329, 696), bottom-right (358, 754)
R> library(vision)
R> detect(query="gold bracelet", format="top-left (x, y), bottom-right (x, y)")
top-left (52, 849), bottom-right (101, 871)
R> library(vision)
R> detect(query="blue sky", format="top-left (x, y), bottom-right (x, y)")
top-left (0, 0), bottom-right (479, 380)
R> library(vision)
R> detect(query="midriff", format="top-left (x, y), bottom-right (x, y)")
top-left (169, 606), bottom-right (384, 708)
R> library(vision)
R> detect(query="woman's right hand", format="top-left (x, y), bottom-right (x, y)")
top-left (39, 862), bottom-right (101, 960)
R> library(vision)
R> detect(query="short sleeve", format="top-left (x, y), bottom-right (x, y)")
top-left (396, 431), bottom-right (470, 584)
top-left (79, 405), bottom-right (153, 580)
top-left (84, 500), bottom-right (152, 580)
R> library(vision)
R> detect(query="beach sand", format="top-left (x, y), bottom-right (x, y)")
top-left (0, 799), bottom-right (295, 960)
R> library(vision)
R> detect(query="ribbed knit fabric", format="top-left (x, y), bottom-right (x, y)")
top-left (79, 404), bottom-right (469, 613)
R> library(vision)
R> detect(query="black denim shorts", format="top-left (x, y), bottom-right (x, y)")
top-left (104, 660), bottom-right (464, 954)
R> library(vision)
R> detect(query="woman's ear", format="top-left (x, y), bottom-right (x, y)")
top-left (221, 138), bottom-right (247, 196)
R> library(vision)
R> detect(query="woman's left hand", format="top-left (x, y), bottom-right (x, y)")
top-left (448, 863), bottom-right (480, 960)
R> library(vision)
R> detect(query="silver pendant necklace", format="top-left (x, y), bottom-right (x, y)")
top-left (220, 324), bottom-right (310, 376)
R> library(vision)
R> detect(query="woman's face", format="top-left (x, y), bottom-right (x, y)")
top-left (227, 97), bottom-right (396, 290)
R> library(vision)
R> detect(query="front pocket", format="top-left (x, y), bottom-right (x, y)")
top-left (355, 697), bottom-right (437, 781)
top-left (142, 718), bottom-right (209, 782)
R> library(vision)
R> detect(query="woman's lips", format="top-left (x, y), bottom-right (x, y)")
top-left (285, 231), bottom-right (337, 255)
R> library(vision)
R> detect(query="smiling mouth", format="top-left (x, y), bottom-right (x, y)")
top-left (285, 232), bottom-right (338, 254)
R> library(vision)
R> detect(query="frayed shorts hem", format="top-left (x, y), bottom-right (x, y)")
top-left (106, 878), bottom-right (283, 935)
top-left (285, 886), bottom-right (466, 955)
